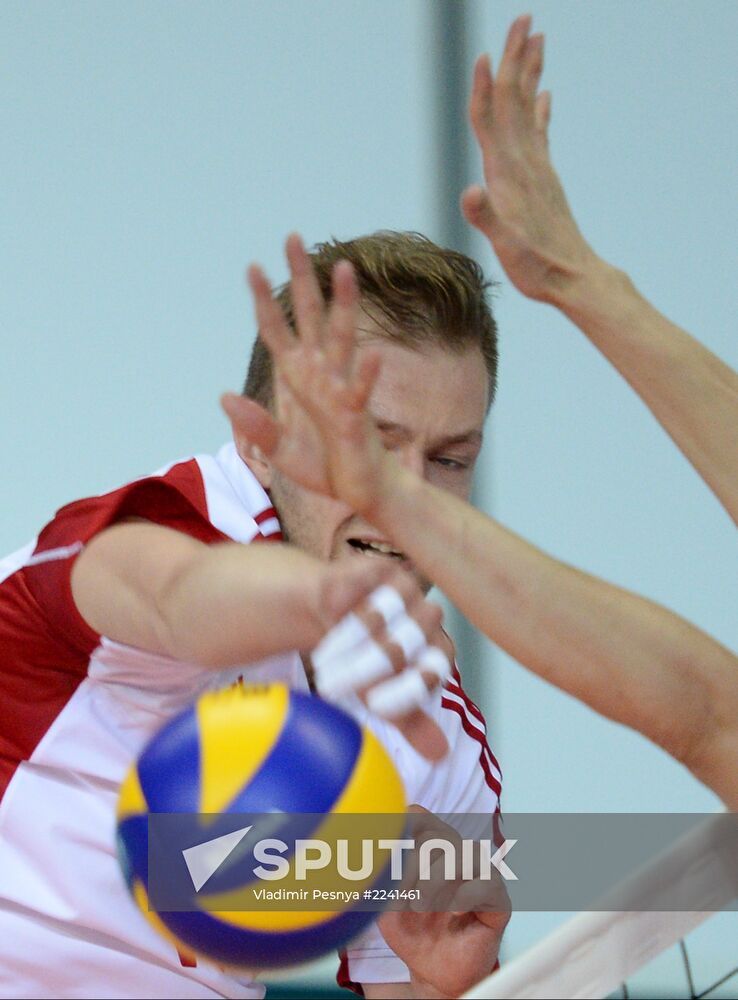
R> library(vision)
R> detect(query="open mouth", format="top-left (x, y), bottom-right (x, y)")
top-left (347, 538), bottom-right (405, 559)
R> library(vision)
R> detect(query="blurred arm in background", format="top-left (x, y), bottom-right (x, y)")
top-left (224, 18), bottom-right (738, 812)
top-left (462, 15), bottom-right (738, 527)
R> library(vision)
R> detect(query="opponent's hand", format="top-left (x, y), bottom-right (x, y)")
top-left (463, 15), bottom-right (598, 304)
top-left (311, 570), bottom-right (452, 762)
top-left (379, 805), bottom-right (510, 997)
top-left (222, 234), bottom-right (398, 519)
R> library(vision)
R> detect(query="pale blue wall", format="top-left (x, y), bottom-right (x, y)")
top-left (1, 0), bottom-right (432, 553)
top-left (470, 0), bottom-right (737, 811)
top-left (469, 0), bottom-right (738, 984)
top-left (2, 1), bottom-right (736, 993)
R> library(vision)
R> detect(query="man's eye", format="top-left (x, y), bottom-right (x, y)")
top-left (433, 457), bottom-right (468, 471)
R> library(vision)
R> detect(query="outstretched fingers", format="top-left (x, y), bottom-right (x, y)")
top-left (534, 89), bottom-right (552, 137)
top-left (246, 237), bottom-right (379, 477)
top-left (285, 232), bottom-right (326, 349)
top-left (474, 17), bottom-right (544, 132)
top-left (247, 264), bottom-right (294, 359)
top-left (351, 349), bottom-right (381, 411)
top-left (469, 53), bottom-right (494, 138)
top-left (519, 33), bottom-right (544, 105)
top-left (326, 260), bottom-right (360, 375)
top-left (305, 257), bottom-right (378, 416)
top-left (470, 20), bottom-right (547, 171)
top-left (495, 13), bottom-right (532, 92)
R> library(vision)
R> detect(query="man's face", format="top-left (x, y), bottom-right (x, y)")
top-left (248, 327), bottom-right (489, 592)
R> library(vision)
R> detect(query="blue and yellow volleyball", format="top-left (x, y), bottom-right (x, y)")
top-left (116, 683), bottom-right (406, 968)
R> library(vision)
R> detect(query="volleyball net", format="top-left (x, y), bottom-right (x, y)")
top-left (464, 812), bottom-right (738, 1000)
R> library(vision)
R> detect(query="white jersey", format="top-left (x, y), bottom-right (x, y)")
top-left (0, 442), bottom-right (502, 999)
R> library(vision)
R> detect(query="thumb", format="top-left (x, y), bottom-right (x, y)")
top-left (534, 89), bottom-right (552, 138)
top-left (221, 392), bottom-right (281, 457)
top-left (474, 904), bottom-right (512, 930)
top-left (318, 559), bottom-right (394, 627)
top-left (461, 185), bottom-right (496, 240)
top-left (393, 710), bottom-right (449, 763)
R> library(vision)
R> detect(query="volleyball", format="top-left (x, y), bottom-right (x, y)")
top-left (116, 683), bottom-right (406, 969)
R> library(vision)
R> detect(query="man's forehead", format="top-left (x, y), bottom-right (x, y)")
top-left (356, 334), bottom-right (489, 438)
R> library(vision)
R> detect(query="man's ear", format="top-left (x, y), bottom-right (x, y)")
top-left (237, 437), bottom-right (273, 490)
top-left (221, 393), bottom-right (277, 490)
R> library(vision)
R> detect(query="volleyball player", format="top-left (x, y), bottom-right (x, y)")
top-left (226, 16), bottom-right (738, 811)
top-left (0, 230), bottom-right (509, 997)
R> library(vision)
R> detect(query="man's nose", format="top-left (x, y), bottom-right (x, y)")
top-left (395, 446), bottom-right (426, 480)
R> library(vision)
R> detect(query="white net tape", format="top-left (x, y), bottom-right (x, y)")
top-left (464, 813), bottom-right (738, 1000)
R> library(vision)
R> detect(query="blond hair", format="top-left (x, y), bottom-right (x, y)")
top-left (244, 231), bottom-right (498, 409)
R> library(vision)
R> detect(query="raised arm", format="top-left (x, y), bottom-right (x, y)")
top-left (462, 16), bottom-right (738, 525)
top-left (224, 239), bottom-right (738, 809)
top-left (371, 468), bottom-right (738, 808)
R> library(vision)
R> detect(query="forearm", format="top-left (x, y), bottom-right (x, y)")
top-left (73, 522), bottom-right (329, 667)
top-left (158, 542), bottom-right (326, 666)
top-left (554, 258), bottom-right (738, 523)
top-left (372, 469), bottom-right (736, 770)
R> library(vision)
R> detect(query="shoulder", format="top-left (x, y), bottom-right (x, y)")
top-left (30, 441), bottom-right (281, 559)
top-left (1, 444), bottom-right (281, 657)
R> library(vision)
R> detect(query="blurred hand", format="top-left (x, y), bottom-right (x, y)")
top-left (379, 804), bottom-right (511, 998)
top-left (311, 569), bottom-right (453, 762)
top-left (462, 15), bottom-right (599, 304)
top-left (222, 233), bottom-right (398, 520)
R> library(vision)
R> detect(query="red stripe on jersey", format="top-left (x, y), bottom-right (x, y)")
top-left (253, 507), bottom-right (282, 542)
top-left (493, 807), bottom-right (505, 849)
top-left (445, 681), bottom-right (488, 727)
top-left (448, 673), bottom-right (486, 727)
top-left (337, 951), bottom-right (363, 996)
top-left (440, 695), bottom-right (502, 799)
top-left (448, 665), bottom-right (503, 779)
top-left (254, 507), bottom-right (278, 526)
top-left (0, 460), bottom-right (228, 804)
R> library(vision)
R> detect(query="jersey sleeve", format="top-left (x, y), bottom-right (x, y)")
top-left (338, 662), bottom-right (504, 994)
top-left (22, 459), bottom-right (227, 657)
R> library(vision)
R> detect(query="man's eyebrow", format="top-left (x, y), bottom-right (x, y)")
top-left (371, 417), bottom-right (483, 448)
top-left (433, 430), bottom-right (484, 448)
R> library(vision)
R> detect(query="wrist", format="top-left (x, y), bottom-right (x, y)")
top-left (164, 542), bottom-right (329, 666)
top-left (408, 973), bottom-right (454, 999)
top-left (362, 457), bottom-right (424, 531)
top-left (239, 543), bottom-right (333, 651)
top-left (552, 254), bottom-right (636, 324)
